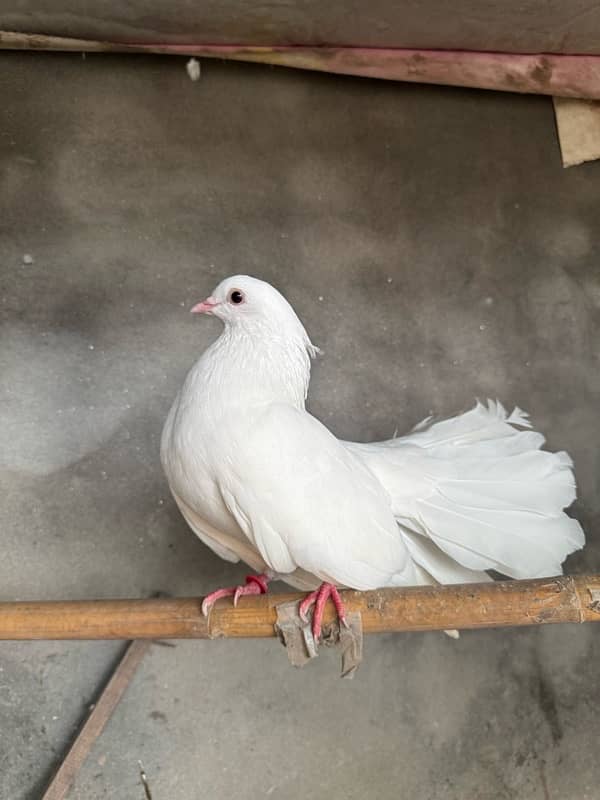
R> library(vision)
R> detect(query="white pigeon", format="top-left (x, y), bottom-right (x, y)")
top-left (161, 275), bottom-right (585, 638)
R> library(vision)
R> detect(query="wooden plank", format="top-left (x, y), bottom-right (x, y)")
top-left (41, 640), bottom-right (152, 800)
top-left (2, 1), bottom-right (600, 54)
top-left (2, 33), bottom-right (600, 99)
top-left (0, 576), bottom-right (599, 641)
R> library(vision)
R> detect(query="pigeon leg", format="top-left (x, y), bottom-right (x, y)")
top-left (201, 573), bottom-right (270, 616)
top-left (298, 582), bottom-right (349, 640)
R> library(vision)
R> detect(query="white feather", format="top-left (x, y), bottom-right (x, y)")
top-left (349, 401), bottom-right (584, 582)
top-left (162, 275), bottom-right (585, 595)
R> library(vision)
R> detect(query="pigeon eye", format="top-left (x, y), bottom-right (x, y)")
top-left (228, 290), bottom-right (244, 305)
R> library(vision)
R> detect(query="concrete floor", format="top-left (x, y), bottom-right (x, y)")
top-left (1, 52), bottom-right (599, 799)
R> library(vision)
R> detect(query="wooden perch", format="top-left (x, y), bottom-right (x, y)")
top-left (2, 31), bottom-right (600, 99)
top-left (1, 576), bottom-right (599, 641)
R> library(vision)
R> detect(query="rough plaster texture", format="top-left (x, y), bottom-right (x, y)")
top-left (0, 53), bottom-right (599, 799)
top-left (3, 1), bottom-right (600, 53)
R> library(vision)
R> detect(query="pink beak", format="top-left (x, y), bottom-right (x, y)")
top-left (190, 296), bottom-right (220, 314)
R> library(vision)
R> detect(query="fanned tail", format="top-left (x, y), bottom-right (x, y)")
top-left (346, 400), bottom-right (585, 583)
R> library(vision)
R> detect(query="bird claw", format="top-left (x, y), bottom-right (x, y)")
top-left (202, 574), bottom-right (270, 616)
top-left (201, 587), bottom-right (235, 616)
top-left (298, 601), bottom-right (311, 625)
top-left (233, 586), bottom-right (244, 607)
top-left (298, 582), bottom-right (348, 641)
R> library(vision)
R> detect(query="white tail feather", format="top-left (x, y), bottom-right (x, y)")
top-left (347, 401), bottom-right (584, 583)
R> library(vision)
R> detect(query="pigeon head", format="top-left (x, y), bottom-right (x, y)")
top-left (191, 274), bottom-right (319, 356)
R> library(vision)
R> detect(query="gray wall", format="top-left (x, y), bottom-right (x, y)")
top-left (0, 52), bottom-right (599, 799)
top-left (2, 1), bottom-right (600, 53)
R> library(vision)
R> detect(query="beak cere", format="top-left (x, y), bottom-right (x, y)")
top-left (191, 296), bottom-right (220, 314)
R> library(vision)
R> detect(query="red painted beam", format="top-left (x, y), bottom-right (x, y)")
top-left (2, 31), bottom-right (600, 98)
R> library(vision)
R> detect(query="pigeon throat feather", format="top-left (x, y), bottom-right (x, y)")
top-left (201, 323), bottom-right (315, 410)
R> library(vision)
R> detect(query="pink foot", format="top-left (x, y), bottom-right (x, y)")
top-left (201, 574), bottom-right (270, 616)
top-left (298, 582), bottom-right (349, 640)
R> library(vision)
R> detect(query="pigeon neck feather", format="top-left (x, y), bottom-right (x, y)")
top-left (197, 323), bottom-right (314, 411)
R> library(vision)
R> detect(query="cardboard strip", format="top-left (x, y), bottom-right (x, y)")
top-left (275, 600), bottom-right (363, 677)
top-left (554, 97), bottom-right (600, 167)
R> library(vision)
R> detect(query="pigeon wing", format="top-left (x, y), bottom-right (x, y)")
top-left (216, 403), bottom-right (412, 590)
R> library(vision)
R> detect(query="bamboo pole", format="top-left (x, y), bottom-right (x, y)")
top-left (2, 31), bottom-right (600, 99)
top-left (1, 576), bottom-right (599, 641)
